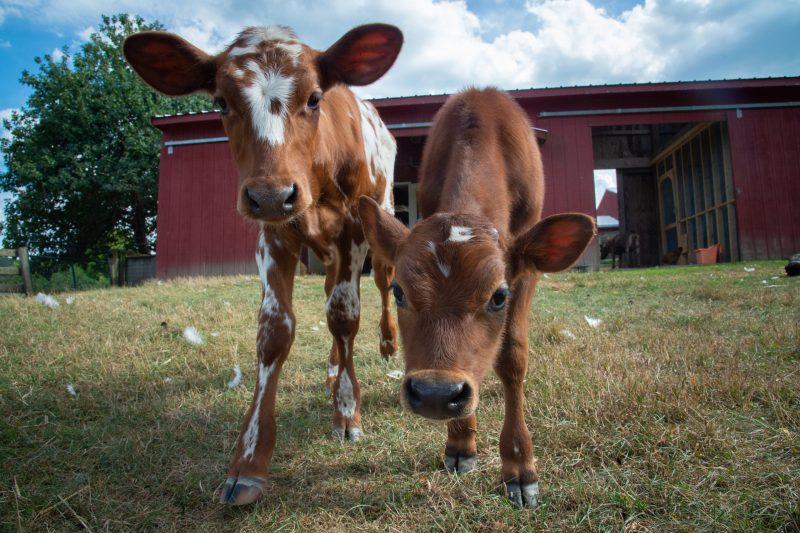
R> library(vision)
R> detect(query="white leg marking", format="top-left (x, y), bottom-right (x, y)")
top-left (327, 361), bottom-right (339, 378)
top-left (325, 240), bottom-right (368, 321)
top-left (242, 360), bottom-right (278, 459)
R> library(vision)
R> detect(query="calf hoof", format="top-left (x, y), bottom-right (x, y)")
top-left (506, 481), bottom-right (539, 509)
top-left (380, 339), bottom-right (398, 359)
top-left (332, 426), bottom-right (363, 442)
top-left (219, 475), bottom-right (266, 506)
top-left (443, 453), bottom-right (477, 474)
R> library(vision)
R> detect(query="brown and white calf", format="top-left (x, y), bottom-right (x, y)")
top-left (124, 24), bottom-right (403, 505)
top-left (359, 88), bottom-right (595, 508)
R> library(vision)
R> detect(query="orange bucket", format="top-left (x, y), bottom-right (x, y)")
top-left (695, 243), bottom-right (721, 264)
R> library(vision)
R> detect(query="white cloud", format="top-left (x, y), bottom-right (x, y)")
top-left (0, 0), bottom-right (798, 99)
top-left (1, 108), bottom-right (16, 141)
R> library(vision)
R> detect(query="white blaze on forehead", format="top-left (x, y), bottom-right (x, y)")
top-left (357, 98), bottom-right (396, 214)
top-left (447, 226), bottom-right (474, 243)
top-left (242, 359), bottom-right (278, 459)
top-left (242, 62), bottom-right (294, 145)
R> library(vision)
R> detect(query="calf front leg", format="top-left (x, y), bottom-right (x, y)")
top-left (220, 230), bottom-right (298, 506)
top-left (444, 415), bottom-right (477, 474)
top-left (495, 274), bottom-right (540, 509)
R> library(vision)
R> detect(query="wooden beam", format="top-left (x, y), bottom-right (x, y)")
top-left (0, 266), bottom-right (20, 276)
top-left (0, 249), bottom-right (17, 257)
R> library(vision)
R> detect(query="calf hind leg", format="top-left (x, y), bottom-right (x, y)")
top-left (372, 255), bottom-right (399, 358)
top-left (326, 236), bottom-right (369, 441)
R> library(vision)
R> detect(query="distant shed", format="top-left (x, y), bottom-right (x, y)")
top-left (152, 77), bottom-right (800, 277)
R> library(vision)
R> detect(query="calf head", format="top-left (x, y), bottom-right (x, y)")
top-left (359, 196), bottom-right (595, 420)
top-left (124, 24), bottom-right (402, 224)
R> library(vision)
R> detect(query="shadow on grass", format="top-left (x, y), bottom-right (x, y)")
top-left (3, 361), bottom-right (435, 529)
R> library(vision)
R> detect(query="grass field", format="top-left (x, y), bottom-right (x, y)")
top-left (1, 261), bottom-right (798, 531)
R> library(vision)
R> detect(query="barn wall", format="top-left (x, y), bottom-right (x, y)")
top-left (154, 118), bottom-right (259, 279)
top-left (726, 108), bottom-right (800, 260)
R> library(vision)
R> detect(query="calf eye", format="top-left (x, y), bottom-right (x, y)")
top-left (390, 281), bottom-right (406, 308)
top-left (488, 285), bottom-right (510, 312)
top-left (214, 97), bottom-right (229, 115)
top-left (307, 90), bottom-right (322, 110)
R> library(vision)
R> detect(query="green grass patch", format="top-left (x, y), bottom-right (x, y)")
top-left (1, 261), bottom-right (798, 531)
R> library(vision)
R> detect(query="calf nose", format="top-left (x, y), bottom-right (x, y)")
top-left (405, 378), bottom-right (472, 420)
top-left (246, 183), bottom-right (298, 218)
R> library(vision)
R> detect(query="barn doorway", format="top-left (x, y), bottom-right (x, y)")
top-left (592, 121), bottom-right (739, 266)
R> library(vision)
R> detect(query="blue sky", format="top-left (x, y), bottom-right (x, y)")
top-left (1, 0), bottom-right (799, 228)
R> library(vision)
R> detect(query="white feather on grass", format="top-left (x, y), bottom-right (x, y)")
top-left (36, 293), bottom-right (59, 308)
top-left (744, 267), bottom-right (755, 272)
top-left (584, 316), bottom-right (602, 328)
top-left (65, 296), bottom-right (75, 305)
top-left (182, 326), bottom-right (204, 346)
top-left (387, 370), bottom-right (404, 380)
top-left (227, 364), bottom-right (242, 389)
top-left (66, 384), bottom-right (77, 397)
top-left (561, 329), bottom-right (577, 339)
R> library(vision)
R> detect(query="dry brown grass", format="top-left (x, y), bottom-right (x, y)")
top-left (1, 262), bottom-right (798, 531)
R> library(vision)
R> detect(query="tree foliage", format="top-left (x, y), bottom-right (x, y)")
top-left (0, 14), bottom-right (212, 263)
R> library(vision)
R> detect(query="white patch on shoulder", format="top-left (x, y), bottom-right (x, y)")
top-left (426, 240), bottom-right (450, 277)
top-left (447, 226), bottom-right (474, 243)
top-left (242, 62), bottom-right (294, 145)
top-left (242, 359), bottom-right (278, 459)
top-left (337, 368), bottom-right (356, 419)
top-left (357, 98), bottom-right (396, 214)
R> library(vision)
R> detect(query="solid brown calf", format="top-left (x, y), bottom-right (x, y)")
top-left (359, 88), bottom-right (595, 508)
top-left (124, 24), bottom-right (403, 505)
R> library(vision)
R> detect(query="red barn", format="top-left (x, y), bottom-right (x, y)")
top-left (152, 77), bottom-right (800, 277)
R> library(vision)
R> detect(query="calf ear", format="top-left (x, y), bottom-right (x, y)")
top-left (358, 196), bottom-right (410, 264)
top-left (510, 214), bottom-right (596, 274)
top-left (318, 24), bottom-right (403, 89)
top-left (123, 32), bottom-right (216, 96)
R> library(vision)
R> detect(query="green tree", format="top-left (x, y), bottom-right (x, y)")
top-left (0, 14), bottom-right (212, 265)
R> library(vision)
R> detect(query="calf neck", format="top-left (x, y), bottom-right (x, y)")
top-left (360, 88), bottom-right (595, 508)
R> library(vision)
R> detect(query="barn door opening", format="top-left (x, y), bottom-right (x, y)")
top-left (592, 124), bottom-right (689, 268)
top-left (653, 122), bottom-right (739, 263)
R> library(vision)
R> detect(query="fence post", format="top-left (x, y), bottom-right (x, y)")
top-left (18, 246), bottom-right (33, 296)
top-left (109, 251), bottom-right (119, 286)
